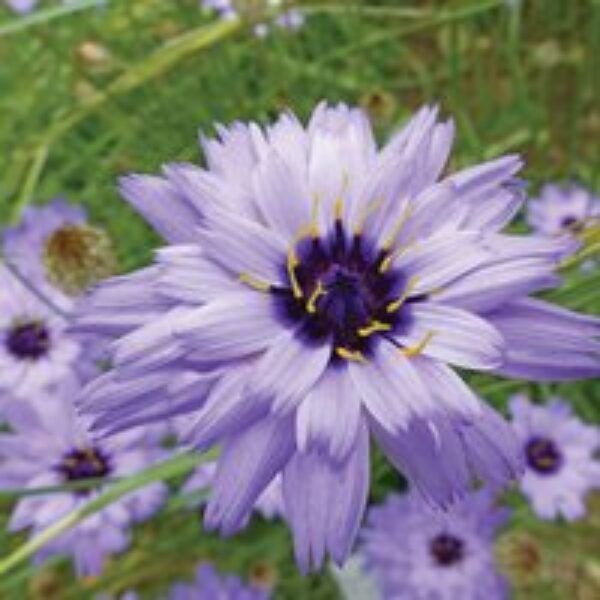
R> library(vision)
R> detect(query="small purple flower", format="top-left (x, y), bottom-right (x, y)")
top-left (0, 379), bottom-right (168, 577)
top-left (2, 199), bottom-right (116, 308)
top-left (0, 266), bottom-right (81, 395)
top-left (202, 0), bottom-right (304, 37)
top-left (168, 563), bottom-right (270, 599)
top-left (509, 394), bottom-right (600, 521)
top-left (361, 489), bottom-right (510, 600)
top-left (4, 0), bottom-right (37, 14)
top-left (183, 461), bottom-right (285, 520)
top-left (527, 183), bottom-right (600, 237)
top-left (75, 103), bottom-right (600, 571)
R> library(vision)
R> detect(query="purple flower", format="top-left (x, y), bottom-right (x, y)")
top-left (509, 394), bottom-right (600, 521)
top-left (527, 183), bottom-right (600, 237)
top-left (4, 0), bottom-right (37, 14)
top-left (360, 489), bottom-right (510, 600)
top-left (75, 103), bottom-right (600, 571)
top-left (0, 378), bottom-right (168, 577)
top-left (2, 199), bottom-right (116, 308)
top-left (202, 0), bottom-right (304, 37)
top-left (0, 266), bottom-right (81, 396)
top-left (183, 461), bottom-right (285, 520)
top-left (168, 563), bottom-right (270, 600)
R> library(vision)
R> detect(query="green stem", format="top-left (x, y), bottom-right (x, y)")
top-left (10, 144), bottom-right (47, 225)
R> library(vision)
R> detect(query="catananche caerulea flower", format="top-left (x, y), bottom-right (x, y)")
top-left (202, 0), bottom-right (304, 37)
top-left (2, 199), bottom-right (116, 309)
top-left (168, 563), bottom-right (270, 600)
top-left (183, 461), bottom-right (285, 520)
top-left (527, 183), bottom-right (600, 237)
top-left (360, 489), bottom-right (510, 600)
top-left (0, 265), bottom-right (81, 395)
top-left (509, 394), bottom-right (600, 521)
top-left (0, 377), bottom-right (168, 576)
top-left (75, 103), bottom-right (600, 571)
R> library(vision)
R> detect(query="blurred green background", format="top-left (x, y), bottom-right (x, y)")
top-left (0, 1), bottom-right (599, 598)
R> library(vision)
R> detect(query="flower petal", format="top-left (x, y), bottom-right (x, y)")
top-left (247, 331), bottom-right (331, 414)
top-left (397, 303), bottom-right (505, 370)
top-left (295, 366), bottom-right (362, 462)
top-left (205, 415), bottom-right (296, 535)
top-left (119, 175), bottom-right (202, 243)
top-left (283, 420), bottom-right (370, 572)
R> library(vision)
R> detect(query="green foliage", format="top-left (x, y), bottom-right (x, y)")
top-left (0, 0), bottom-right (599, 598)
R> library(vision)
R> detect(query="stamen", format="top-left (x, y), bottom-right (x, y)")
top-left (400, 330), bottom-right (436, 358)
top-left (336, 347), bottom-right (367, 363)
top-left (239, 273), bottom-right (272, 292)
top-left (287, 248), bottom-right (303, 299)
top-left (306, 280), bottom-right (325, 313)
top-left (358, 320), bottom-right (391, 337)
top-left (386, 277), bottom-right (419, 313)
top-left (334, 196), bottom-right (344, 222)
top-left (379, 238), bottom-right (415, 274)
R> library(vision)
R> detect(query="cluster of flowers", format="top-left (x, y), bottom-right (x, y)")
top-left (1, 101), bottom-right (599, 598)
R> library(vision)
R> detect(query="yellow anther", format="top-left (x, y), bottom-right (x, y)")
top-left (378, 238), bottom-right (416, 274)
top-left (386, 277), bottom-right (420, 313)
top-left (400, 330), bottom-right (436, 358)
top-left (239, 273), bottom-right (271, 292)
top-left (287, 248), bottom-right (303, 299)
top-left (334, 196), bottom-right (344, 221)
top-left (358, 320), bottom-right (391, 337)
top-left (306, 280), bottom-right (325, 313)
top-left (336, 347), bottom-right (368, 363)
top-left (382, 204), bottom-right (413, 250)
top-left (353, 197), bottom-right (383, 236)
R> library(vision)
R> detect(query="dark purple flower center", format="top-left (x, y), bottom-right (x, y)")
top-left (56, 446), bottom-right (112, 492)
top-left (273, 225), bottom-right (423, 362)
top-left (5, 321), bottom-right (51, 361)
top-left (525, 436), bottom-right (562, 475)
top-left (429, 533), bottom-right (465, 567)
top-left (560, 216), bottom-right (584, 233)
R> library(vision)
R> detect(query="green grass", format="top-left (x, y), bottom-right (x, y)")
top-left (0, 0), bottom-right (599, 598)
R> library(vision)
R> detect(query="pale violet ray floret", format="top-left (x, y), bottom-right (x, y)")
top-left (509, 394), bottom-right (600, 521)
top-left (182, 460), bottom-right (286, 522)
top-left (0, 376), bottom-right (169, 577)
top-left (360, 488), bottom-right (511, 600)
top-left (74, 102), bottom-right (600, 572)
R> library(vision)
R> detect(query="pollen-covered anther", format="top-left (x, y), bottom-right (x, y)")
top-left (306, 280), bottom-right (325, 313)
top-left (239, 272), bottom-right (271, 292)
top-left (358, 320), bottom-right (391, 337)
top-left (386, 277), bottom-right (420, 313)
top-left (400, 330), bottom-right (437, 358)
top-left (286, 248), bottom-right (303, 299)
top-left (336, 347), bottom-right (368, 363)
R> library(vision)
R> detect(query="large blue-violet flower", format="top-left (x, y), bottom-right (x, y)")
top-left (75, 103), bottom-right (600, 571)
top-left (0, 377), bottom-right (168, 576)
top-left (360, 489), bottom-right (510, 600)
top-left (509, 394), bottom-right (599, 521)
